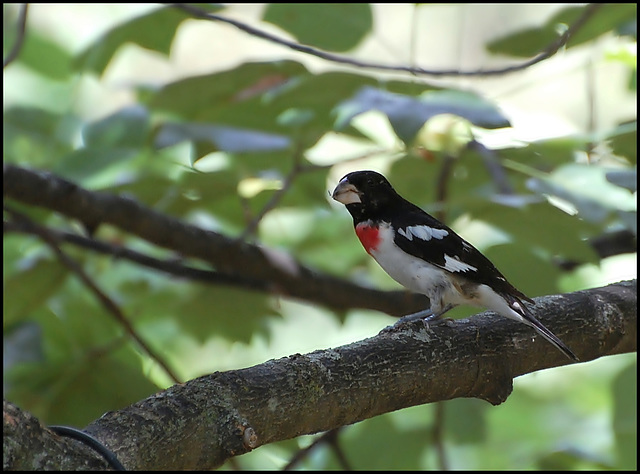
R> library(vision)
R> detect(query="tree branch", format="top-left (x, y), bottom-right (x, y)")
top-left (5, 280), bottom-right (635, 470)
top-left (3, 401), bottom-right (112, 470)
top-left (3, 164), bottom-right (428, 317)
top-left (170, 3), bottom-right (602, 77)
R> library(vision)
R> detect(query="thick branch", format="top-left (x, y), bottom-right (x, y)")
top-left (4, 281), bottom-right (636, 470)
top-left (3, 164), bottom-right (428, 316)
top-left (69, 281), bottom-right (634, 470)
top-left (3, 402), bottom-right (111, 470)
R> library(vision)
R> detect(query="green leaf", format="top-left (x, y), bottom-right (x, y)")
top-left (82, 105), bottom-right (150, 149)
top-left (151, 62), bottom-right (443, 160)
top-left (536, 449), bottom-right (607, 470)
top-left (152, 64), bottom-right (403, 158)
top-left (419, 90), bottom-right (510, 128)
top-left (502, 136), bottom-right (590, 170)
top-left (487, 4), bottom-right (637, 57)
top-left (605, 169), bottom-right (636, 192)
top-left (74, 5), bottom-right (223, 75)
top-left (3, 322), bottom-right (44, 373)
top-left (335, 87), bottom-right (509, 143)
top-left (179, 285), bottom-right (278, 344)
top-left (3, 106), bottom-right (76, 166)
top-left (607, 120), bottom-right (637, 165)
top-left (484, 244), bottom-right (562, 297)
top-left (527, 163), bottom-right (636, 222)
top-left (612, 362), bottom-right (637, 470)
top-left (3, 259), bottom-right (68, 327)
top-left (557, 4), bottom-right (637, 48)
top-left (444, 398), bottom-right (488, 444)
top-left (128, 280), bottom-right (278, 344)
top-left (263, 4), bottom-right (373, 52)
top-left (3, 107), bottom-right (64, 143)
top-left (5, 346), bottom-right (159, 426)
top-left (17, 30), bottom-right (73, 81)
top-left (150, 60), bottom-right (310, 120)
top-left (487, 26), bottom-right (556, 58)
top-left (154, 122), bottom-right (291, 154)
top-left (51, 147), bottom-right (141, 188)
top-left (332, 413), bottom-right (427, 470)
top-left (165, 169), bottom-right (245, 227)
top-left (478, 201), bottom-right (600, 264)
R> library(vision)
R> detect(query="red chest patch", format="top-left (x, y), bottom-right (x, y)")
top-left (355, 223), bottom-right (380, 255)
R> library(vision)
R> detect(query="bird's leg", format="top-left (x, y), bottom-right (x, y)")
top-left (380, 304), bottom-right (454, 333)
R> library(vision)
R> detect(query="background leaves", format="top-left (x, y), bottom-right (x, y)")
top-left (3, 3), bottom-right (636, 470)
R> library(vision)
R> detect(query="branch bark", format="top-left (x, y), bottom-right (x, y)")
top-left (3, 402), bottom-right (111, 470)
top-left (4, 280), bottom-right (636, 470)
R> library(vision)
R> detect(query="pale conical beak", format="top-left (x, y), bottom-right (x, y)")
top-left (332, 179), bottom-right (362, 205)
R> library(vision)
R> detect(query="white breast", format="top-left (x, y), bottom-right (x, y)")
top-left (368, 224), bottom-right (467, 310)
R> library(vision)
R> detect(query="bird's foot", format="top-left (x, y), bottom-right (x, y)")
top-left (380, 308), bottom-right (446, 334)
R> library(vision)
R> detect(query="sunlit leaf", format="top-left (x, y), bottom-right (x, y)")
top-left (487, 4), bottom-right (637, 57)
top-left (74, 5), bottom-right (224, 75)
top-left (606, 169), bottom-right (636, 192)
top-left (335, 87), bottom-right (509, 144)
top-left (527, 163), bottom-right (636, 222)
top-left (154, 122), bottom-right (291, 154)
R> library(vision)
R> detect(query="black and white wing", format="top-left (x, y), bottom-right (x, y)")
top-left (390, 207), bottom-right (533, 303)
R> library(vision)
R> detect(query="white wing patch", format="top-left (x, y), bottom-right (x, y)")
top-left (443, 254), bottom-right (477, 273)
top-left (398, 225), bottom-right (449, 242)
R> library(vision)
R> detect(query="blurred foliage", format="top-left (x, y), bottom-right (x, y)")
top-left (3, 3), bottom-right (637, 470)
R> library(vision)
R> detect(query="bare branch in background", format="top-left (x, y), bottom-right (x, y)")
top-left (170, 3), bottom-right (603, 77)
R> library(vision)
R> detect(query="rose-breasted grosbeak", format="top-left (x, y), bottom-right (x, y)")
top-left (332, 170), bottom-right (578, 361)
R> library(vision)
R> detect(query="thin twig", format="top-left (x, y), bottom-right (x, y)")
top-left (585, 57), bottom-right (597, 162)
top-left (283, 428), bottom-right (349, 470)
top-left (4, 220), bottom-right (272, 292)
top-left (469, 139), bottom-right (514, 195)
top-left (239, 147), bottom-right (307, 240)
top-left (432, 402), bottom-right (449, 470)
top-left (170, 3), bottom-right (603, 77)
top-left (325, 429), bottom-right (352, 470)
top-left (434, 154), bottom-right (456, 223)
top-left (4, 206), bottom-right (182, 384)
top-left (3, 4), bottom-right (29, 69)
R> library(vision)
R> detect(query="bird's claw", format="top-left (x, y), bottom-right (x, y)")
top-left (379, 312), bottom-right (452, 335)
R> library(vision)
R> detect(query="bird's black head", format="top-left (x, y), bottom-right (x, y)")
top-left (332, 170), bottom-right (401, 220)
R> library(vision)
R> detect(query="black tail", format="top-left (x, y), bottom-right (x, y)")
top-left (527, 315), bottom-right (579, 361)
top-left (516, 301), bottom-right (579, 361)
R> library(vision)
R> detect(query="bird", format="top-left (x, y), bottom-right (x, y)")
top-left (332, 169), bottom-right (578, 361)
